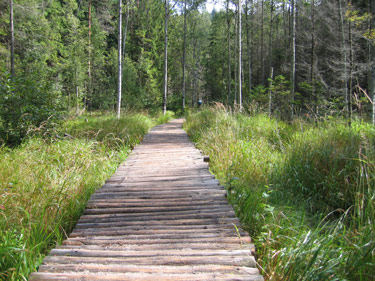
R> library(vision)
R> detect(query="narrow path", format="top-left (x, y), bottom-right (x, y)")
top-left (30, 119), bottom-right (263, 281)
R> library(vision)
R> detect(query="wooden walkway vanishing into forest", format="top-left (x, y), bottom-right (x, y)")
top-left (30, 119), bottom-right (263, 281)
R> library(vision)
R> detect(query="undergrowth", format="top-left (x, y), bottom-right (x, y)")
top-left (0, 111), bottom-right (173, 280)
top-left (185, 107), bottom-right (375, 280)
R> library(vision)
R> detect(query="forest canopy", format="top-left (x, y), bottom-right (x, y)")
top-left (0, 0), bottom-right (374, 144)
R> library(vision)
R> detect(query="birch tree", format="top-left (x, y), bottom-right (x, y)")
top-left (238, 0), bottom-right (242, 110)
top-left (117, 0), bottom-right (122, 119)
top-left (163, 0), bottom-right (169, 115)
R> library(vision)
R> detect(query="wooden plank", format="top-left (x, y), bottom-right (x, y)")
top-left (30, 272), bottom-right (264, 281)
top-left (29, 119), bottom-right (262, 281)
top-left (37, 264), bottom-right (260, 275)
top-left (42, 255), bottom-right (256, 267)
top-left (63, 236), bottom-right (252, 246)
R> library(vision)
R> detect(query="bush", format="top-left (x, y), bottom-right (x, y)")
top-left (0, 72), bottom-right (63, 145)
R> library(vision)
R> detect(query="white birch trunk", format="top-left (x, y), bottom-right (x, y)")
top-left (117, 0), bottom-right (122, 119)
top-left (238, 0), bottom-right (242, 110)
top-left (163, 0), bottom-right (169, 115)
top-left (182, 0), bottom-right (187, 111)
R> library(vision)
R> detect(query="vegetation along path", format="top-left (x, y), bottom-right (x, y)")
top-left (30, 119), bottom-right (263, 281)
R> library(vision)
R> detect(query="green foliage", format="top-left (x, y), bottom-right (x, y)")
top-left (0, 72), bottom-right (63, 145)
top-left (185, 108), bottom-right (375, 280)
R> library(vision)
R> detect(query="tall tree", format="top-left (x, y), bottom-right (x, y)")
top-left (163, 0), bottom-right (169, 114)
top-left (117, 0), bottom-right (122, 119)
top-left (88, 0), bottom-right (92, 110)
top-left (238, 0), bottom-right (242, 109)
top-left (291, 0), bottom-right (296, 118)
top-left (370, 0), bottom-right (375, 124)
top-left (245, 0), bottom-right (252, 92)
top-left (182, 0), bottom-right (187, 110)
top-left (226, 0), bottom-right (232, 104)
top-left (10, 0), bottom-right (14, 78)
top-left (311, 0), bottom-right (317, 115)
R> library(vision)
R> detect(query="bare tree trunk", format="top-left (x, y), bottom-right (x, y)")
top-left (338, 0), bottom-right (348, 115)
top-left (311, 0), bottom-right (316, 116)
top-left (269, 0), bottom-right (274, 84)
top-left (368, 0), bottom-right (375, 124)
top-left (238, 0), bottom-right (242, 110)
top-left (182, 0), bottom-right (187, 111)
top-left (163, 0), bottom-right (169, 115)
top-left (76, 86), bottom-right (79, 115)
top-left (192, 41), bottom-right (197, 107)
top-left (245, 0), bottom-right (252, 93)
top-left (226, 0), bottom-right (231, 105)
top-left (10, 0), bottom-right (15, 78)
top-left (348, 18), bottom-right (353, 127)
top-left (122, 1), bottom-right (130, 60)
top-left (261, 0), bottom-right (264, 84)
top-left (117, 0), bottom-right (122, 119)
top-left (88, 0), bottom-right (92, 111)
top-left (234, 12), bottom-right (238, 106)
top-left (269, 67), bottom-right (273, 116)
top-left (291, 0), bottom-right (296, 119)
top-left (283, 1), bottom-right (288, 65)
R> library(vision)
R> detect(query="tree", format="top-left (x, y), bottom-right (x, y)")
top-left (10, 0), bottom-right (14, 78)
top-left (238, 0), bottom-right (242, 110)
top-left (163, 0), bottom-right (169, 114)
top-left (117, 0), bottom-right (122, 119)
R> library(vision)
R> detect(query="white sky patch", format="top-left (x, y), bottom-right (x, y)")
top-left (205, 0), bottom-right (224, 13)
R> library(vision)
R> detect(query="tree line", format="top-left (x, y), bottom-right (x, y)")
top-left (0, 0), bottom-right (374, 144)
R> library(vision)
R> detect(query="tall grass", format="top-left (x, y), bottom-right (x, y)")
top-left (0, 111), bottom-right (171, 280)
top-left (185, 107), bottom-right (375, 280)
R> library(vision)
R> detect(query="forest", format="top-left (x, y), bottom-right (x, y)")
top-left (0, 0), bottom-right (375, 280)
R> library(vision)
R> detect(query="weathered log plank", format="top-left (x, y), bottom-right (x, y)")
top-left (29, 119), bottom-right (263, 281)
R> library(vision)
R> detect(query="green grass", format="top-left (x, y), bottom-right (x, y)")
top-left (184, 107), bottom-right (375, 280)
top-left (0, 111), bottom-right (173, 280)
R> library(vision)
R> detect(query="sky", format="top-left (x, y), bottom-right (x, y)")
top-left (205, 0), bottom-right (224, 12)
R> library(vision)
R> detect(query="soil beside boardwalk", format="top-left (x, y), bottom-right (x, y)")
top-left (30, 119), bottom-right (264, 281)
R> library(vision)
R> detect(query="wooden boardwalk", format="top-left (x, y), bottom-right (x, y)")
top-left (30, 119), bottom-right (263, 281)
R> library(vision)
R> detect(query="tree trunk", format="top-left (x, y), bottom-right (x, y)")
top-left (234, 12), bottom-right (238, 106)
top-left (117, 0), bottom-right (122, 119)
top-left (238, 0), bottom-right (242, 110)
top-left (226, 0), bottom-right (231, 105)
top-left (245, 0), bottom-right (252, 94)
top-left (122, 1), bottom-right (130, 60)
top-left (76, 86), bottom-right (79, 115)
top-left (348, 18), bottom-right (353, 127)
top-left (311, 0), bottom-right (316, 116)
top-left (291, 0), bottom-right (296, 119)
top-left (182, 0), bottom-right (187, 111)
top-left (261, 0), bottom-right (264, 84)
top-left (192, 40), bottom-right (197, 107)
top-left (87, 0), bottom-right (92, 111)
top-left (369, 0), bottom-right (375, 124)
top-left (338, 0), bottom-right (348, 116)
top-left (269, 67), bottom-right (273, 116)
top-left (163, 0), bottom-right (169, 115)
top-left (269, 0), bottom-right (274, 85)
top-left (10, 0), bottom-right (15, 78)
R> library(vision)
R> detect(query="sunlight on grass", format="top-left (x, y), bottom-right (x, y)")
top-left (185, 107), bottom-right (375, 280)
